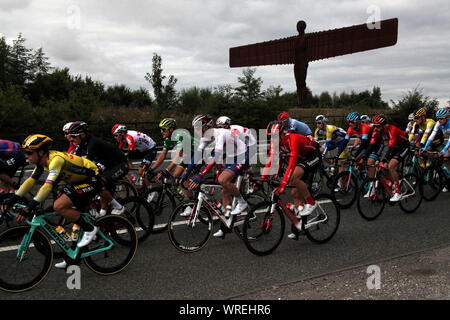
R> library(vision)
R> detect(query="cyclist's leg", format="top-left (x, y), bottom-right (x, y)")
top-left (99, 162), bottom-right (129, 215)
top-left (219, 163), bottom-right (248, 215)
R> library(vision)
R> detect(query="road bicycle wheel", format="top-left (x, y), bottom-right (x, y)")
top-left (304, 194), bottom-right (340, 244)
top-left (119, 196), bottom-right (154, 243)
top-left (357, 180), bottom-right (387, 221)
top-left (399, 173), bottom-right (423, 214)
top-left (330, 171), bottom-right (358, 209)
top-left (421, 166), bottom-right (445, 201)
top-left (168, 201), bottom-right (213, 253)
top-left (231, 193), bottom-right (267, 239)
top-left (114, 179), bottom-right (138, 200)
top-left (84, 215), bottom-right (137, 275)
top-left (242, 201), bottom-right (285, 256)
top-left (0, 226), bottom-right (53, 292)
top-left (144, 185), bottom-right (176, 233)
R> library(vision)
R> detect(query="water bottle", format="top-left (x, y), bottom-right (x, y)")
top-left (330, 166), bottom-right (336, 177)
top-left (55, 226), bottom-right (71, 241)
top-left (71, 224), bottom-right (80, 242)
top-left (171, 186), bottom-right (184, 201)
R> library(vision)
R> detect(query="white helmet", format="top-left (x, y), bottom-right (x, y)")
top-left (360, 114), bottom-right (370, 122)
top-left (408, 113), bottom-right (414, 121)
top-left (315, 115), bottom-right (327, 123)
top-left (216, 116), bottom-right (231, 126)
top-left (62, 122), bottom-right (73, 134)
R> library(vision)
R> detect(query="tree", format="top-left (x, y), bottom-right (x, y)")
top-left (145, 53), bottom-right (178, 117)
top-left (234, 68), bottom-right (263, 103)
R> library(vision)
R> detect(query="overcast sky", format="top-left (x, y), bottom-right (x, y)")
top-left (1, 0), bottom-right (449, 107)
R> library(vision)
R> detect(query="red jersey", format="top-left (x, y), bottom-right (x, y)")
top-left (263, 133), bottom-right (319, 188)
top-left (345, 123), bottom-right (373, 140)
top-left (370, 125), bottom-right (408, 148)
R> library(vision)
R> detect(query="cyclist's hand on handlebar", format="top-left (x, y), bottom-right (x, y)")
top-left (272, 186), bottom-right (285, 195)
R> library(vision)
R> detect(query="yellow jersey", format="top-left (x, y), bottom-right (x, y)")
top-left (409, 118), bottom-right (435, 145)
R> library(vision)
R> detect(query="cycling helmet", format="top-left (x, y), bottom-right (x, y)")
top-left (111, 124), bottom-right (127, 136)
top-left (277, 112), bottom-right (290, 121)
top-left (67, 121), bottom-right (89, 135)
top-left (360, 114), bottom-right (370, 122)
top-left (436, 108), bottom-right (449, 119)
top-left (62, 122), bottom-right (73, 134)
top-left (414, 108), bottom-right (426, 118)
top-left (216, 116), bottom-right (231, 126)
top-left (408, 113), bottom-right (414, 121)
top-left (266, 121), bottom-right (286, 136)
top-left (192, 115), bottom-right (213, 128)
top-left (315, 115), bottom-right (327, 123)
top-left (346, 112), bottom-right (360, 122)
top-left (22, 134), bottom-right (53, 151)
top-left (159, 118), bottom-right (177, 130)
top-left (371, 114), bottom-right (387, 126)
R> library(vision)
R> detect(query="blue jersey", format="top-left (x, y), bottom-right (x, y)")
top-left (423, 120), bottom-right (450, 153)
top-left (0, 140), bottom-right (22, 159)
top-left (286, 119), bottom-right (312, 136)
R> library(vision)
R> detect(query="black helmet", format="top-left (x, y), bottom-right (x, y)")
top-left (68, 121), bottom-right (89, 135)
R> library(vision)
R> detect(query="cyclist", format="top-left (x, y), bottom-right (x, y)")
top-left (67, 121), bottom-right (128, 217)
top-left (336, 112), bottom-right (374, 161)
top-left (180, 115), bottom-right (250, 236)
top-left (367, 115), bottom-right (410, 202)
top-left (6, 135), bottom-right (102, 268)
top-left (0, 139), bottom-right (27, 192)
top-left (361, 114), bottom-right (371, 124)
top-left (111, 124), bottom-right (157, 181)
top-left (262, 121), bottom-right (321, 239)
top-left (421, 109), bottom-right (446, 153)
top-left (405, 113), bottom-right (415, 137)
top-left (62, 122), bottom-right (76, 154)
top-left (408, 108), bottom-right (436, 150)
top-left (277, 111), bottom-right (313, 139)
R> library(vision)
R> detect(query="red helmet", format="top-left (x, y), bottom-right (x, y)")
top-left (112, 124), bottom-right (127, 135)
top-left (371, 114), bottom-right (387, 126)
top-left (266, 121), bottom-right (286, 136)
top-left (277, 112), bottom-right (290, 121)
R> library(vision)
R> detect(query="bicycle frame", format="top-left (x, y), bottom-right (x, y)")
top-left (15, 208), bottom-right (114, 262)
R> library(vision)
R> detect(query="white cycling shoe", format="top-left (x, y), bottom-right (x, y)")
top-left (180, 206), bottom-right (193, 217)
top-left (54, 260), bottom-right (68, 269)
top-left (111, 206), bottom-right (125, 215)
top-left (231, 202), bottom-right (248, 216)
top-left (300, 203), bottom-right (317, 216)
top-left (213, 229), bottom-right (224, 238)
top-left (77, 226), bottom-right (98, 248)
top-left (390, 192), bottom-right (402, 202)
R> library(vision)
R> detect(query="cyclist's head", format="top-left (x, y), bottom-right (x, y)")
top-left (62, 122), bottom-right (73, 135)
top-left (216, 116), bottom-right (231, 128)
top-left (315, 115), bottom-right (327, 126)
top-left (159, 118), bottom-right (177, 131)
top-left (413, 108), bottom-right (426, 122)
top-left (346, 112), bottom-right (360, 127)
top-left (266, 120), bottom-right (286, 137)
top-left (371, 114), bottom-right (387, 130)
top-left (408, 113), bottom-right (415, 122)
top-left (360, 114), bottom-right (370, 123)
top-left (67, 121), bottom-right (89, 136)
top-left (22, 134), bottom-right (53, 163)
top-left (277, 112), bottom-right (290, 122)
top-left (436, 108), bottom-right (449, 122)
top-left (111, 124), bottom-right (127, 137)
top-left (192, 115), bottom-right (213, 133)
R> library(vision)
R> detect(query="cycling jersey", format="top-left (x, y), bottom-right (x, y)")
top-left (0, 140), bottom-right (22, 159)
top-left (75, 135), bottom-right (127, 170)
top-left (16, 151), bottom-right (99, 203)
top-left (263, 133), bottom-right (319, 189)
top-left (162, 129), bottom-right (195, 152)
top-left (314, 124), bottom-right (346, 146)
top-left (0, 139), bottom-right (26, 177)
top-left (423, 120), bottom-right (448, 151)
top-left (118, 130), bottom-right (156, 153)
top-left (285, 119), bottom-right (313, 136)
top-left (369, 125), bottom-right (409, 162)
top-left (409, 118), bottom-right (435, 145)
top-left (198, 128), bottom-right (247, 161)
top-left (338, 123), bottom-right (373, 158)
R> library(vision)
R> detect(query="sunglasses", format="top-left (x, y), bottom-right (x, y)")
top-left (414, 116), bottom-right (423, 120)
top-left (348, 121), bottom-right (356, 125)
top-left (68, 134), bottom-right (82, 138)
top-left (23, 150), bottom-right (35, 155)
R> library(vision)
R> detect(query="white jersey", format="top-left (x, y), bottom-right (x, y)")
top-left (124, 130), bottom-right (156, 152)
top-left (230, 125), bottom-right (257, 147)
top-left (198, 128), bottom-right (247, 159)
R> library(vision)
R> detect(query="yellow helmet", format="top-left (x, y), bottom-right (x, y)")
top-left (22, 134), bottom-right (53, 151)
top-left (159, 118), bottom-right (177, 130)
top-left (414, 108), bottom-right (426, 118)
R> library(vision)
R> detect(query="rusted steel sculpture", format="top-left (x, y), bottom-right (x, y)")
top-left (229, 18), bottom-right (398, 106)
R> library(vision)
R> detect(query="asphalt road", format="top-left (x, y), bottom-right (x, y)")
top-left (1, 192), bottom-right (449, 300)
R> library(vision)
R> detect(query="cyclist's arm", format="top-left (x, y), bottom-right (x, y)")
top-left (33, 157), bottom-right (65, 203)
top-left (150, 150), bottom-right (168, 171)
top-left (423, 122), bottom-right (441, 151)
top-left (420, 120), bottom-right (435, 145)
top-left (280, 136), bottom-right (299, 189)
top-left (15, 167), bottom-right (42, 198)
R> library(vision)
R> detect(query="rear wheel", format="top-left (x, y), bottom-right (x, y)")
top-left (421, 166), bottom-right (445, 201)
top-left (399, 173), bottom-right (423, 213)
top-left (305, 194), bottom-right (340, 244)
top-left (119, 196), bottom-right (154, 243)
top-left (331, 171), bottom-right (358, 209)
top-left (144, 186), bottom-right (176, 233)
top-left (357, 179), bottom-right (386, 221)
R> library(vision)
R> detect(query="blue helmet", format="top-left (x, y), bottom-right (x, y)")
top-left (346, 112), bottom-right (360, 122)
top-left (436, 109), bottom-right (448, 119)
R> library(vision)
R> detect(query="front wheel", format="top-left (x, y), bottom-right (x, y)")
top-left (398, 173), bottom-right (423, 214)
top-left (144, 186), bottom-right (176, 233)
top-left (242, 201), bottom-right (285, 256)
top-left (330, 171), bottom-right (359, 209)
top-left (84, 215), bottom-right (138, 275)
top-left (0, 226), bottom-right (53, 293)
top-left (168, 201), bottom-right (213, 253)
top-left (119, 196), bottom-right (155, 243)
top-left (421, 166), bottom-right (445, 201)
top-left (305, 194), bottom-right (340, 244)
top-left (357, 179), bottom-right (386, 221)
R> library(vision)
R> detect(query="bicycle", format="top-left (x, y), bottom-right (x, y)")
top-left (330, 159), bottom-right (368, 209)
top-left (0, 203), bottom-right (138, 293)
top-left (356, 161), bottom-right (423, 221)
top-left (416, 152), bottom-right (448, 201)
top-left (242, 179), bottom-right (340, 256)
top-left (168, 173), bottom-right (265, 253)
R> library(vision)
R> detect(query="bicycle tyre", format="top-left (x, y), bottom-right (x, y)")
top-left (168, 201), bottom-right (213, 253)
top-left (84, 215), bottom-right (138, 275)
top-left (0, 226), bottom-right (53, 292)
top-left (399, 172), bottom-right (423, 214)
top-left (242, 200), bottom-right (285, 256)
top-left (114, 179), bottom-right (138, 200)
top-left (421, 166), bottom-right (445, 201)
top-left (305, 194), bottom-right (340, 244)
top-left (232, 193), bottom-right (267, 239)
top-left (357, 179), bottom-right (387, 221)
top-left (330, 171), bottom-right (359, 209)
top-left (144, 186), bottom-right (176, 233)
top-left (119, 196), bottom-right (155, 243)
